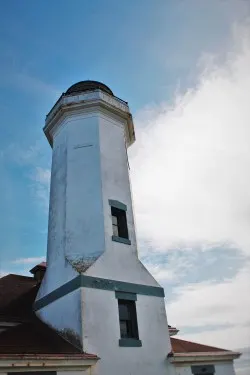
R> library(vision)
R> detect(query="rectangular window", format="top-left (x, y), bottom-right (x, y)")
top-left (111, 206), bottom-right (129, 239)
top-left (191, 365), bottom-right (215, 375)
top-left (118, 299), bottom-right (139, 339)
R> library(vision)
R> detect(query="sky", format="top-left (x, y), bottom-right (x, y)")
top-left (0, 0), bottom-right (250, 373)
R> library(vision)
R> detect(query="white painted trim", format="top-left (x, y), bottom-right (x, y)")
top-left (44, 91), bottom-right (134, 147)
top-left (169, 351), bottom-right (241, 364)
top-left (0, 356), bottom-right (98, 372)
top-left (46, 90), bottom-right (129, 125)
top-left (51, 108), bottom-right (126, 142)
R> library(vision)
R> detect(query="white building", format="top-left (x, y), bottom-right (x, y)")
top-left (0, 81), bottom-right (240, 375)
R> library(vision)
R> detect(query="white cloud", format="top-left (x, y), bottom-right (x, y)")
top-left (12, 256), bottom-right (45, 265)
top-left (235, 347), bottom-right (250, 375)
top-left (30, 167), bottom-right (50, 210)
top-left (167, 262), bottom-right (250, 349)
top-left (129, 19), bottom-right (250, 357)
top-left (33, 167), bottom-right (51, 185)
top-left (130, 21), bottom-right (250, 255)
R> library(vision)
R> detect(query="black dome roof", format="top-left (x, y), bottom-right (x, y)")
top-left (66, 80), bottom-right (113, 96)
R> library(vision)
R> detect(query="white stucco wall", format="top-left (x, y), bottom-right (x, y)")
top-left (36, 289), bottom-right (82, 346)
top-left (175, 361), bottom-right (236, 375)
top-left (82, 287), bottom-right (175, 375)
top-left (38, 112), bottom-right (106, 300)
top-left (215, 362), bottom-right (236, 375)
top-left (38, 102), bottom-right (160, 303)
top-left (86, 112), bottom-right (159, 287)
top-left (36, 91), bottom-right (173, 374)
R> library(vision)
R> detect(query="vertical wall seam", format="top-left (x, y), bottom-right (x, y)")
top-left (97, 117), bottom-right (106, 257)
top-left (63, 130), bottom-right (68, 261)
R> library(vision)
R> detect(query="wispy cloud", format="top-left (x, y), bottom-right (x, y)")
top-left (235, 347), bottom-right (250, 375)
top-left (0, 68), bottom-right (60, 100)
top-left (34, 167), bottom-right (50, 185)
top-left (130, 21), bottom-right (250, 255)
top-left (11, 256), bottom-right (45, 265)
top-left (3, 141), bottom-right (51, 210)
top-left (130, 20), bottom-right (250, 354)
top-left (14, 72), bottom-right (60, 98)
top-left (30, 167), bottom-right (51, 210)
top-left (167, 262), bottom-right (250, 348)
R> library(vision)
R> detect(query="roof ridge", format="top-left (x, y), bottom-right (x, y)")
top-left (2, 274), bottom-right (34, 280)
top-left (171, 337), bottom-right (230, 352)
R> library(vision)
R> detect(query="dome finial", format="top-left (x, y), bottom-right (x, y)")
top-left (66, 80), bottom-right (113, 96)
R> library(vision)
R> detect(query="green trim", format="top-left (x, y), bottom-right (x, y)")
top-left (112, 235), bottom-right (131, 245)
top-left (34, 276), bottom-right (81, 311)
top-left (80, 275), bottom-right (164, 297)
top-left (109, 199), bottom-right (127, 211)
top-left (34, 275), bottom-right (165, 311)
top-left (115, 291), bottom-right (137, 301)
top-left (119, 338), bottom-right (142, 347)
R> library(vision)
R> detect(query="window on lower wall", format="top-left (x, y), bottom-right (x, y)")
top-left (118, 299), bottom-right (139, 339)
top-left (8, 372), bottom-right (56, 375)
top-left (191, 365), bottom-right (215, 375)
top-left (115, 292), bottom-right (142, 347)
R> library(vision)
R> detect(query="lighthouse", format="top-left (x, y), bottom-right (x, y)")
top-left (35, 81), bottom-right (173, 375)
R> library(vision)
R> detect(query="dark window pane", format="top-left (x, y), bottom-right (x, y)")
top-left (111, 206), bottom-right (129, 240)
top-left (118, 302), bottom-right (130, 320)
top-left (120, 320), bottom-right (128, 338)
top-left (118, 212), bottom-right (128, 239)
top-left (118, 299), bottom-right (139, 340)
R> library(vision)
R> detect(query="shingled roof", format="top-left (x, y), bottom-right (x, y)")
top-left (0, 269), bottom-right (240, 362)
top-left (170, 337), bottom-right (230, 353)
top-left (0, 273), bottom-right (97, 359)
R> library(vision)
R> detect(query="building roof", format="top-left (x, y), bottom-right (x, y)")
top-left (170, 337), bottom-right (230, 353)
top-left (169, 337), bottom-right (241, 363)
top-left (29, 262), bottom-right (46, 274)
top-left (0, 315), bottom-right (93, 356)
top-left (65, 80), bottom-right (113, 96)
top-left (0, 274), bottom-right (38, 320)
top-left (0, 268), bottom-right (238, 361)
top-left (0, 274), bottom-right (97, 359)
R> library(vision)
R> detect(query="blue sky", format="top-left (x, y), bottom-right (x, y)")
top-left (0, 0), bottom-right (245, 267)
top-left (0, 1), bottom-right (250, 372)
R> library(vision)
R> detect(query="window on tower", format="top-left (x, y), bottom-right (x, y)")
top-left (109, 200), bottom-right (131, 245)
top-left (111, 206), bottom-right (128, 239)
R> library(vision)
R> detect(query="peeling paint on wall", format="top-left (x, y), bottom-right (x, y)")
top-left (58, 328), bottom-right (82, 350)
top-left (66, 255), bottom-right (100, 273)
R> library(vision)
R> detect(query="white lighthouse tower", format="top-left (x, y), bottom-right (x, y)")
top-left (35, 81), bottom-right (173, 375)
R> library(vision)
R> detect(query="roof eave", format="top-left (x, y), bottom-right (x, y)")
top-left (0, 354), bottom-right (99, 371)
top-left (168, 351), bottom-right (241, 364)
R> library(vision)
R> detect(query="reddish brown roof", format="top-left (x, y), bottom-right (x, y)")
top-left (0, 317), bottom-right (83, 355)
top-left (171, 337), bottom-right (230, 353)
top-left (0, 274), bottom-right (97, 358)
top-left (0, 274), bottom-right (38, 320)
top-left (30, 262), bottom-right (47, 274)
